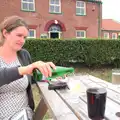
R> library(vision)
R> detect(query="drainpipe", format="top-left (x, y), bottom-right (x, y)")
top-left (98, 2), bottom-right (102, 38)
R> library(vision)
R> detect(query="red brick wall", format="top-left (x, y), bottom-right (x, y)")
top-left (0, 0), bottom-right (102, 38)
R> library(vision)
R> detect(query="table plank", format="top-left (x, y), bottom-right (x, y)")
top-left (87, 75), bottom-right (120, 93)
top-left (76, 75), bottom-right (120, 105)
top-left (78, 75), bottom-right (120, 119)
top-left (37, 82), bottom-right (79, 120)
top-left (56, 75), bottom-right (120, 120)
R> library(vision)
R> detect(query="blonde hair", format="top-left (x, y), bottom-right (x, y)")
top-left (0, 15), bottom-right (28, 46)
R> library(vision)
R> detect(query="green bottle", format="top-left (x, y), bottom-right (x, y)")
top-left (33, 66), bottom-right (74, 81)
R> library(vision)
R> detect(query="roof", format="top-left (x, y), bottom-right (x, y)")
top-left (88, 0), bottom-right (102, 3)
top-left (102, 19), bottom-right (120, 31)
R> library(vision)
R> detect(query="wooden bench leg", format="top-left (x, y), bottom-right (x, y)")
top-left (33, 97), bottom-right (48, 120)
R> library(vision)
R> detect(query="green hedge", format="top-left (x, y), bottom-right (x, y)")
top-left (24, 38), bottom-right (120, 67)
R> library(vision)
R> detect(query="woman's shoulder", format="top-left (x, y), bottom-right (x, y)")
top-left (19, 48), bottom-right (30, 54)
top-left (18, 48), bottom-right (31, 56)
top-left (17, 48), bottom-right (32, 62)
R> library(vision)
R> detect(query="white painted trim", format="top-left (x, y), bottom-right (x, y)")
top-left (49, 0), bottom-right (61, 13)
top-left (21, 0), bottom-right (35, 11)
top-left (76, 30), bottom-right (86, 38)
top-left (28, 29), bottom-right (36, 38)
top-left (76, 1), bottom-right (86, 15)
top-left (112, 33), bottom-right (117, 39)
top-left (104, 32), bottom-right (109, 39)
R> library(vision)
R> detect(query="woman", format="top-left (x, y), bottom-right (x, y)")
top-left (0, 16), bottom-right (56, 120)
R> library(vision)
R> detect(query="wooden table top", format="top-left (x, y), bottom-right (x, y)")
top-left (38, 74), bottom-right (120, 120)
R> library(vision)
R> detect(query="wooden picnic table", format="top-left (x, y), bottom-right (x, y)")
top-left (33, 74), bottom-right (120, 120)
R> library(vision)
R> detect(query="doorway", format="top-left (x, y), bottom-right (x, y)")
top-left (50, 32), bottom-right (59, 38)
top-left (48, 24), bottom-right (62, 39)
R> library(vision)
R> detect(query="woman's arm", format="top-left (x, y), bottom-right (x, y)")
top-left (0, 49), bottom-right (56, 87)
top-left (0, 67), bottom-right (23, 87)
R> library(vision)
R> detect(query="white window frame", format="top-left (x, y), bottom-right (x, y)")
top-left (28, 29), bottom-right (36, 38)
top-left (76, 30), bottom-right (86, 38)
top-left (76, 1), bottom-right (86, 15)
top-left (21, 0), bottom-right (35, 11)
top-left (49, 0), bottom-right (61, 13)
top-left (112, 33), bottom-right (117, 39)
top-left (104, 32), bottom-right (109, 39)
top-left (40, 34), bottom-right (48, 38)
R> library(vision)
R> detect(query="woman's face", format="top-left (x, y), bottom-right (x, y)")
top-left (3, 26), bottom-right (28, 51)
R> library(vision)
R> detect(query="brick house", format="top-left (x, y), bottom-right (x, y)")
top-left (0, 0), bottom-right (102, 39)
top-left (102, 19), bottom-right (120, 39)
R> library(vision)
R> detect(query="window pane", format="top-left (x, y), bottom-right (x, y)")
top-left (49, 25), bottom-right (61, 32)
top-left (77, 1), bottom-right (84, 7)
top-left (112, 34), bottom-right (115, 38)
top-left (80, 1), bottom-right (84, 7)
top-left (113, 36), bottom-right (115, 39)
top-left (80, 8), bottom-right (84, 15)
top-left (50, 0), bottom-right (55, 4)
top-left (22, 3), bottom-right (28, 10)
top-left (76, 2), bottom-right (80, 7)
top-left (29, 30), bottom-right (34, 37)
top-left (76, 31), bottom-right (86, 38)
top-left (112, 33), bottom-right (117, 39)
top-left (81, 32), bottom-right (84, 37)
top-left (104, 33), bottom-right (109, 38)
top-left (77, 32), bottom-right (80, 37)
top-left (76, 8), bottom-right (85, 15)
top-left (55, 6), bottom-right (59, 12)
top-left (23, 0), bottom-right (28, 2)
top-left (76, 1), bottom-right (81, 7)
top-left (104, 34), bottom-right (106, 38)
top-left (29, 3), bottom-right (34, 10)
top-left (76, 8), bottom-right (80, 14)
top-left (29, 0), bottom-right (33, 2)
top-left (55, 0), bottom-right (59, 5)
top-left (50, 6), bottom-right (54, 12)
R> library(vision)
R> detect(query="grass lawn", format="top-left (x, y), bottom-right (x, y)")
top-left (75, 66), bottom-right (113, 83)
top-left (32, 65), bottom-right (113, 119)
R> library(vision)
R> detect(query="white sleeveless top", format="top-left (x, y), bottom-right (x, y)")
top-left (0, 57), bottom-right (33, 120)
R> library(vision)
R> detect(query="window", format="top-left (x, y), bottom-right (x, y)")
top-left (112, 33), bottom-right (117, 39)
top-left (49, 25), bottom-right (61, 32)
top-left (76, 30), bottom-right (86, 38)
top-left (49, 0), bottom-right (61, 13)
top-left (40, 34), bottom-right (48, 38)
top-left (76, 1), bottom-right (86, 15)
top-left (21, 0), bottom-right (35, 11)
top-left (104, 32), bottom-right (109, 39)
top-left (28, 29), bottom-right (36, 38)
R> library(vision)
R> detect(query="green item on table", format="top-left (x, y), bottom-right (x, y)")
top-left (33, 66), bottom-right (74, 81)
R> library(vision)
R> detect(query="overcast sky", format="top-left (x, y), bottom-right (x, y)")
top-left (102, 0), bottom-right (120, 21)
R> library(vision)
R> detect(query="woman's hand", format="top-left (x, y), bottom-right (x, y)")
top-left (18, 61), bottom-right (56, 77)
top-left (32, 61), bottom-right (56, 77)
